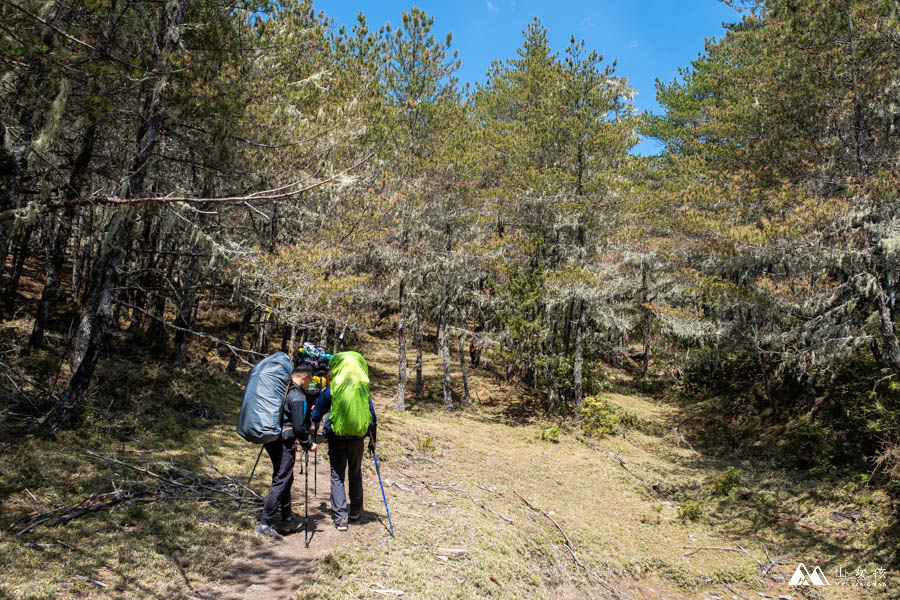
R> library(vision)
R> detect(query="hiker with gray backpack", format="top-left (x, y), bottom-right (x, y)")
top-left (236, 353), bottom-right (316, 540)
top-left (311, 351), bottom-right (377, 531)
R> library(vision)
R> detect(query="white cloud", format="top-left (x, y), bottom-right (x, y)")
top-left (486, 1), bottom-right (499, 13)
top-left (627, 39), bottom-right (639, 48)
top-left (580, 16), bottom-right (596, 29)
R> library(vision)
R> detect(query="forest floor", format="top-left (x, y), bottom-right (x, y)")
top-left (1, 315), bottom-right (897, 599)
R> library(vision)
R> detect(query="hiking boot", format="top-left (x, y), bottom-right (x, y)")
top-left (254, 523), bottom-right (284, 541)
top-left (348, 508), bottom-right (361, 521)
top-left (334, 518), bottom-right (348, 531)
top-left (280, 513), bottom-right (302, 532)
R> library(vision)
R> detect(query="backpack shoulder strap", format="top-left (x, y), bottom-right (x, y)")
top-left (279, 382), bottom-right (294, 428)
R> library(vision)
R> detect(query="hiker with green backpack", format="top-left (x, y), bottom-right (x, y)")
top-left (311, 351), bottom-right (376, 531)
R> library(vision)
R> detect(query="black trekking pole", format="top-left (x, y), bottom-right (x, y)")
top-left (304, 449), bottom-right (310, 547)
top-left (240, 445), bottom-right (265, 510)
top-left (312, 424), bottom-right (320, 497)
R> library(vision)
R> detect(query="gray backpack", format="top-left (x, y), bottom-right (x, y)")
top-left (236, 352), bottom-right (293, 444)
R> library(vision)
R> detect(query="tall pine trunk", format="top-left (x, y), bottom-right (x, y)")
top-left (639, 260), bottom-right (652, 379)
top-left (227, 305), bottom-right (255, 373)
top-left (126, 216), bottom-right (159, 332)
top-left (172, 246), bottom-right (203, 366)
top-left (43, 207), bottom-right (137, 432)
top-left (439, 289), bottom-right (452, 412)
top-left (288, 320), bottom-right (297, 358)
top-left (457, 313), bottom-right (470, 405)
top-left (41, 0), bottom-right (188, 432)
top-left (875, 281), bottom-right (900, 373)
top-left (253, 310), bottom-right (272, 355)
top-left (414, 303), bottom-right (423, 400)
top-left (30, 124), bottom-right (95, 346)
top-left (573, 300), bottom-right (584, 408)
top-left (547, 368), bottom-right (559, 415)
top-left (0, 96), bottom-right (36, 285)
top-left (2, 225), bottom-right (33, 315)
top-left (172, 290), bottom-right (198, 366)
top-left (395, 275), bottom-right (408, 411)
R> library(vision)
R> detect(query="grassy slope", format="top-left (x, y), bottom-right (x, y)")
top-left (1, 315), bottom-right (265, 599)
top-left (1, 318), bottom-right (896, 599)
top-left (303, 336), bottom-right (896, 600)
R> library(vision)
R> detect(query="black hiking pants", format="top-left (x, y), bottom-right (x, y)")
top-left (327, 436), bottom-right (364, 522)
top-left (261, 436), bottom-right (295, 525)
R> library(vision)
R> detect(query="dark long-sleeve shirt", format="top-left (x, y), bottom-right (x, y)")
top-left (284, 386), bottom-right (313, 450)
top-left (310, 386), bottom-right (376, 443)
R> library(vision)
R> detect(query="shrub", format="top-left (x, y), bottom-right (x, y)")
top-left (710, 466), bottom-right (741, 496)
top-left (678, 501), bottom-right (702, 521)
top-left (579, 396), bottom-right (620, 437)
top-left (540, 425), bottom-right (560, 443)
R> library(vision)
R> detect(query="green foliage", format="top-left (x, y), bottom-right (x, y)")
top-left (583, 360), bottom-right (611, 397)
top-left (539, 424), bottom-right (560, 443)
top-left (494, 260), bottom-right (547, 352)
top-left (678, 501), bottom-right (702, 521)
top-left (417, 435), bottom-right (436, 452)
top-left (711, 467), bottom-right (742, 496)
top-left (843, 472), bottom-right (870, 494)
top-left (579, 396), bottom-right (620, 437)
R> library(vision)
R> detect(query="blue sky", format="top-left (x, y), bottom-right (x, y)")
top-left (311, 0), bottom-right (741, 155)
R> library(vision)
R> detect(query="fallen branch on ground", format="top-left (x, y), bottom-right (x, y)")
top-left (391, 481), bottom-right (413, 492)
top-left (14, 452), bottom-right (262, 535)
top-left (722, 582), bottom-right (751, 600)
top-left (468, 495), bottom-right (513, 523)
top-left (472, 483), bottom-right (503, 496)
top-left (398, 471), bottom-right (452, 492)
top-left (514, 491), bottom-right (630, 600)
top-left (751, 544), bottom-right (790, 580)
top-left (680, 545), bottom-right (745, 558)
top-left (579, 437), bottom-right (661, 496)
top-left (75, 575), bottom-right (107, 588)
top-left (15, 490), bottom-right (149, 536)
top-left (514, 491), bottom-right (582, 567)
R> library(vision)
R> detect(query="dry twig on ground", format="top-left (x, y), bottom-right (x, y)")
top-left (14, 451), bottom-right (263, 536)
top-left (513, 491), bottom-right (630, 600)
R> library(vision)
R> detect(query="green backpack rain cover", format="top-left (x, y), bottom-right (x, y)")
top-left (328, 351), bottom-right (371, 437)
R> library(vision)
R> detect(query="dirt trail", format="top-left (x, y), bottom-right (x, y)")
top-left (197, 449), bottom-right (344, 600)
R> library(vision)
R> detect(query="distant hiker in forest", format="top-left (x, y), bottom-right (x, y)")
top-left (311, 351), bottom-right (376, 531)
top-left (255, 365), bottom-right (316, 540)
top-left (469, 336), bottom-right (481, 367)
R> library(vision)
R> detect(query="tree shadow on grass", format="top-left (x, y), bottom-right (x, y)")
top-left (641, 410), bottom-right (900, 571)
